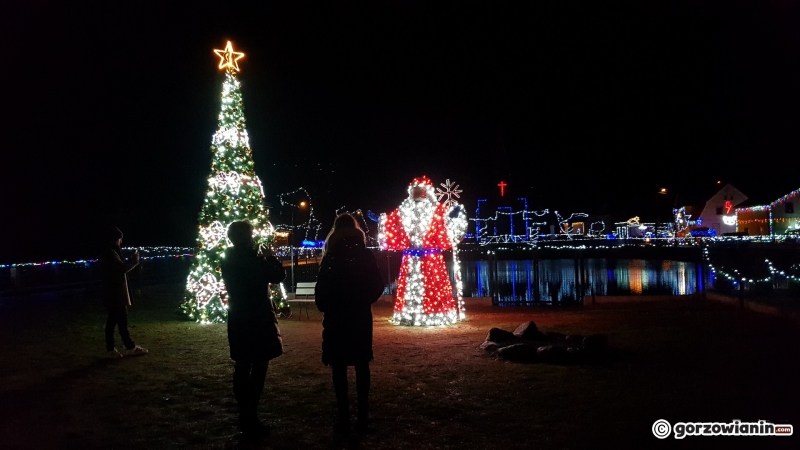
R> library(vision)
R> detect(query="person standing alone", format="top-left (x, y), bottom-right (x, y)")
top-left (100, 227), bottom-right (148, 358)
top-left (315, 214), bottom-right (385, 432)
top-left (220, 221), bottom-right (286, 437)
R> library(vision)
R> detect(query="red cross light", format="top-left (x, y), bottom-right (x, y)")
top-left (497, 181), bottom-right (507, 197)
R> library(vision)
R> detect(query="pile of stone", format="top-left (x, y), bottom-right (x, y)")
top-left (480, 321), bottom-right (608, 363)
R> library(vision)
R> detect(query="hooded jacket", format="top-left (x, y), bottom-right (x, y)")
top-left (221, 245), bottom-right (286, 363)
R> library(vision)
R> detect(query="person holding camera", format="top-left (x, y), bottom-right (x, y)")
top-left (100, 227), bottom-right (148, 358)
top-left (220, 221), bottom-right (286, 437)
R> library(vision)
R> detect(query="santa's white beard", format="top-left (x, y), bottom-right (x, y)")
top-left (399, 198), bottom-right (435, 248)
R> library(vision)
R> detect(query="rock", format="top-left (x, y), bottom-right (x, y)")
top-left (566, 346), bottom-right (584, 355)
top-left (512, 321), bottom-right (541, 340)
top-left (565, 334), bottom-right (584, 344)
top-left (495, 343), bottom-right (539, 362)
top-left (541, 331), bottom-right (567, 342)
top-left (582, 334), bottom-right (609, 352)
top-left (536, 344), bottom-right (568, 362)
top-left (479, 340), bottom-right (500, 352)
top-left (487, 327), bottom-right (516, 343)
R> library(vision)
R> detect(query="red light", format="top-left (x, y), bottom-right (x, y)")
top-left (498, 181), bottom-right (508, 196)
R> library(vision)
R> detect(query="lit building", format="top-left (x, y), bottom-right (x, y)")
top-left (674, 183), bottom-right (747, 237)
top-left (736, 188), bottom-right (800, 237)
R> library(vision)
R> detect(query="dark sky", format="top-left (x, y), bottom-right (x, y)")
top-left (2, 1), bottom-right (799, 262)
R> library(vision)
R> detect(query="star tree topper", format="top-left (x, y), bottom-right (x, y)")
top-left (214, 41), bottom-right (245, 72)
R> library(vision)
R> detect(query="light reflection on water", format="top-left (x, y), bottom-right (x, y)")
top-left (460, 259), bottom-right (700, 304)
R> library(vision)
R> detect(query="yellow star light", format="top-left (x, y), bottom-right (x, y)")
top-left (214, 41), bottom-right (245, 72)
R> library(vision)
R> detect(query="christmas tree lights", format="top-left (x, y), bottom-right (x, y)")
top-left (378, 177), bottom-right (468, 326)
top-left (181, 42), bottom-right (280, 324)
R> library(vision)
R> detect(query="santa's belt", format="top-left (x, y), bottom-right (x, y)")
top-left (402, 249), bottom-right (442, 256)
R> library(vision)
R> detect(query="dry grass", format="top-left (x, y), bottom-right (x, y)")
top-left (1, 287), bottom-right (799, 449)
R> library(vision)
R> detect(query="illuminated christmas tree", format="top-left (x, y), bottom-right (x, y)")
top-left (181, 41), bottom-right (280, 323)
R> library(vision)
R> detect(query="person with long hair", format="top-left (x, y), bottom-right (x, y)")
top-left (315, 214), bottom-right (385, 432)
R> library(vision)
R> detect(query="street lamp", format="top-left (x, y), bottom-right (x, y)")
top-left (656, 188), bottom-right (668, 244)
top-left (290, 201), bottom-right (308, 293)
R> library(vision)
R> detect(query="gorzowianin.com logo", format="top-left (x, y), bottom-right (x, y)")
top-left (652, 419), bottom-right (793, 439)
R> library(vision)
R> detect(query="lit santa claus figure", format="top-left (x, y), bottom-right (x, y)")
top-left (379, 176), bottom-right (468, 326)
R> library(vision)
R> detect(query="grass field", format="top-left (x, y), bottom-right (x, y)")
top-left (1, 286), bottom-right (798, 449)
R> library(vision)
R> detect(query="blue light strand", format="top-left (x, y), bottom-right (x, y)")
top-left (402, 249), bottom-right (443, 257)
top-left (0, 246), bottom-right (195, 269)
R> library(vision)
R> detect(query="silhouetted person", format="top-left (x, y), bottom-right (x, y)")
top-left (220, 221), bottom-right (286, 438)
top-left (99, 227), bottom-right (148, 358)
top-left (315, 214), bottom-right (384, 432)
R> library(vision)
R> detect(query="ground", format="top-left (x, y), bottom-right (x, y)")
top-left (0, 286), bottom-right (798, 449)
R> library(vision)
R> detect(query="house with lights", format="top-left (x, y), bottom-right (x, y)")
top-left (674, 183), bottom-right (748, 237)
top-left (735, 188), bottom-right (800, 237)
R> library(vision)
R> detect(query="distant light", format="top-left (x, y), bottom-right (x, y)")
top-left (299, 201), bottom-right (307, 207)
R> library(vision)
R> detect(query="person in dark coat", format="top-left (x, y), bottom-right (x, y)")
top-left (220, 221), bottom-right (286, 437)
top-left (99, 227), bottom-right (148, 358)
top-left (315, 214), bottom-right (385, 432)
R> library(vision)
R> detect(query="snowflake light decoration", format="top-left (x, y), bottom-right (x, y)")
top-left (436, 179), bottom-right (462, 208)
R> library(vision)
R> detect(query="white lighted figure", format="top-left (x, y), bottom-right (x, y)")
top-left (378, 176), bottom-right (468, 326)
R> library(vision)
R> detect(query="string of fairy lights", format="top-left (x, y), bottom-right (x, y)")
top-left (703, 247), bottom-right (800, 288)
top-left (736, 188), bottom-right (800, 214)
top-left (0, 247), bottom-right (194, 269)
top-left (471, 207), bottom-right (606, 244)
top-left (555, 211), bottom-right (590, 239)
top-left (276, 187), bottom-right (322, 240)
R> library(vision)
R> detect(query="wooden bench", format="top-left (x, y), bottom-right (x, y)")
top-left (289, 281), bottom-right (316, 319)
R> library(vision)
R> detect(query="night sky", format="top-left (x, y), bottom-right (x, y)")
top-left (2, 1), bottom-right (799, 263)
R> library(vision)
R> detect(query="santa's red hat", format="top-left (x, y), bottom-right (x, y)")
top-left (409, 176), bottom-right (433, 188)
